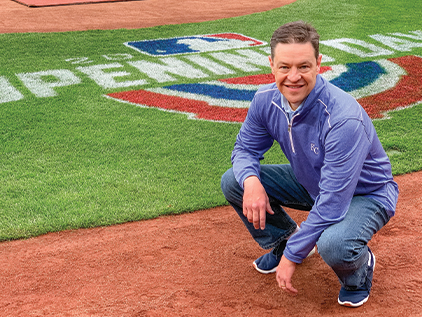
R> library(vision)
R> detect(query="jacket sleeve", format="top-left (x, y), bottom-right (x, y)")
top-left (231, 95), bottom-right (274, 189)
top-left (283, 117), bottom-right (372, 263)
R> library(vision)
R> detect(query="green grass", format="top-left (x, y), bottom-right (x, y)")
top-left (1, 0), bottom-right (421, 240)
top-left (0, 96), bottom-right (239, 240)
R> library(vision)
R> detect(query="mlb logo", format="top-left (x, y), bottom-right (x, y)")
top-left (124, 33), bottom-right (267, 56)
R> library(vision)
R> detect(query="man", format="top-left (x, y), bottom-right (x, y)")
top-left (221, 21), bottom-right (399, 307)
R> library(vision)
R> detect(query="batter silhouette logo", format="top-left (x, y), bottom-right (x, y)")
top-left (125, 33), bottom-right (266, 56)
top-left (107, 55), bottom-right (422, 123)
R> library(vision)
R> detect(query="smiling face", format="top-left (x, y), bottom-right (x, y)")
top-left (269, 42), bottom-right (322, 110)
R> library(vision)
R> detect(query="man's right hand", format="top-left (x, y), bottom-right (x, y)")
top-left (243, 176), bottom-right (274, 230)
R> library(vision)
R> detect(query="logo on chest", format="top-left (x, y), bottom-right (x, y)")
top-left (310, 143), bottom-right (319, 155)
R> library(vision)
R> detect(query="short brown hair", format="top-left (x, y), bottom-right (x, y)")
top-left (270, 21), bottom-right (320, 60)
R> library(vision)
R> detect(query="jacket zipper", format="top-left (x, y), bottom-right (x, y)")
top-left (288, 114), bottom-right (300, 154)
top-left (275, 101), bottom-right (299, 154)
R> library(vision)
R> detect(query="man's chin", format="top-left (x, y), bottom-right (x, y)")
top-left (284, 95), bottom-right (305, 109)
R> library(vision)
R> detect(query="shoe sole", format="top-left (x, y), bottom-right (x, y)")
top-left (338, 295), bottom-right (369, 308)
top-left (338, 251), bottom-right (376, 308)
top-left (253, 246), bottom-right (316, 274)
top-left (253, 261), bottom-right (278, 274)
top-left (307, 246), bottom-right (316, 258)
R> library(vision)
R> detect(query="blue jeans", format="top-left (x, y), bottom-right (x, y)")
top-left (221, 164), bottom-right (391, 290)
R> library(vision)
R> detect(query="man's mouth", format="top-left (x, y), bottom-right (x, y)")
top-left (285, 84), bottom-right (304, 89)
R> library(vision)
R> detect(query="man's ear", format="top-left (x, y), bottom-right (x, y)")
top-left (268, 55), bottom-right (275, 75)
top-left (316, 54), bottom-right (322, 72)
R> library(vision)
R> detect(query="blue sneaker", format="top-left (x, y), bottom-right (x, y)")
top-left (338, 248), bottom-right (376, 308)
top-left (253, 241), bottom-right (316, 274)
top-left (253, 240), bottom-right (287, 274)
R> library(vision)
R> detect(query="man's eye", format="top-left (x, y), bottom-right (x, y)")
top-left (298, 65), bottom-right (310, 72)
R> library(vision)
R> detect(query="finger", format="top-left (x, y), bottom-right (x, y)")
top-left (247, 209), bottom-right (254, 224)
top-left (260, 208), bottom-right (266, 230)
top-left (277, 277), bottom-right (285, 289)
top-left (243, 206), bottom-right (248, 218)
top-left (278, 281), bottom-right (291, 293)
top-left (253, 208), bottom-right (260, 229)
top-left (242, 201), bottom-right (250, 218)
top-left (266, 201), bottom-right (274, 215)
top-left (285, 281), bottom-right (298, 295)
top-left (276, 272), bottom-right (286, 288)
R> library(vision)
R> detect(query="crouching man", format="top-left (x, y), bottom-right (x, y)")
top-left (221, 21), bottom-right (398, 307)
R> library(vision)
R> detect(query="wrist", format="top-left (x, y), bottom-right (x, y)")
top-left (281, 255), bottom-right (296, 267)
top-left (243, 175), bottom-right (260, 187)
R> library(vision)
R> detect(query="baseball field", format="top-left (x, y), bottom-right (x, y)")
top-left (1, 0), bottom-right (422, 315)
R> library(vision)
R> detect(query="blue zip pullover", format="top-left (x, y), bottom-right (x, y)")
top-left (231, 75), bottom-right (399, 263)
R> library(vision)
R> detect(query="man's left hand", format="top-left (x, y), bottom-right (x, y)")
top-left (276, 256), bottom-right (298, 295)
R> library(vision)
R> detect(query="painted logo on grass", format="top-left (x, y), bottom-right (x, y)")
top-left (125, 33), bottom-right (266, 56)
top-left (107, 55), bottom-right (422, 122)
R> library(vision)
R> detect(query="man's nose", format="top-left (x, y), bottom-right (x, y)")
top-left (287, 67), bottom-right (301, 82)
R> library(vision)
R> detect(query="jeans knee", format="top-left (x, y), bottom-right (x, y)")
top-left (317, 231), bottom-right (355, 268)
top-left (221, 168), bottom-right (241, 200)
